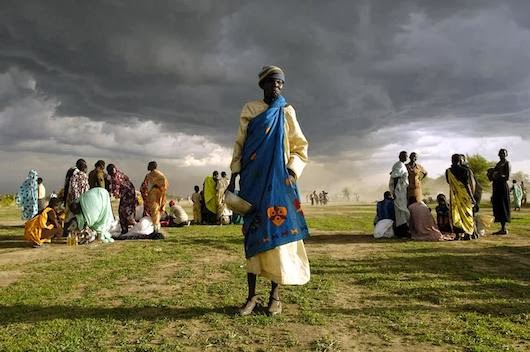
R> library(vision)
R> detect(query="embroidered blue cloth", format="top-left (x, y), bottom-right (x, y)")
top-left (239, 96), bottom-right (309, 258)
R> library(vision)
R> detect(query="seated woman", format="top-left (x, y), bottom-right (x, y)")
top-left (69, 188), bottom-right (115, 244)
top-left (373, 191), bottom-right (395, 238)
top-left (435, 194), bottom-right (453, 234)
top-left (24, 198), bottom-right (63, 248)
top-left (408, 197), bottom-right (452, 241)
top-left (166, 200), bottom-right (190, 227)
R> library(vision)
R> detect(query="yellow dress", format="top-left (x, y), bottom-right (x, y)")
top-left (24, 208), bottom-right (55, 246)
top-left (140, 170), bottom-right (169, 228)
top-left (447, 170), bottom-right (474, 235)
top-left (231, 100), bottom-right (310, 285)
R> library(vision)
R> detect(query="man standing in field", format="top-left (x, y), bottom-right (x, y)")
top-left (390, 151), bottom-right (410, 237)
top-left (37, 177), bottom-right (46, 212)
top-left (228, 65), bottom-right (310, 316)
top-left (216, 171), bottom-right (230, 223)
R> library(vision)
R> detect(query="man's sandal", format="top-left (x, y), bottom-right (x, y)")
top-left (268, 298), bottom-right (282, 316)
top-left (238, 296), bottom-right (259, 316)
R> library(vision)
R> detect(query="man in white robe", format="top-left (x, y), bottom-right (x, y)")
top-left (389, 151), bottom-right (410, 237)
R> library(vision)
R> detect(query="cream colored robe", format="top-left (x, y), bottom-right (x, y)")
top-left (389, 161), bottom-right (410, 227)
top-left (230, 100), bottom-right (308, 179)
top-left (230, 100), bottom-right (310, 285)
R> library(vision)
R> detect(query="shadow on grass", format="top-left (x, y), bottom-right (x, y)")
top-left (0, 225), bottom-right (24, 230)
top-left (310, 245), bottom-right (530, 317)
top-left (312, 245), bottom-right (530, 278)
top-left (306, 233), bottom-right (405, 244)
top-left (400, 245), bottom-right (530, 256)
top-left (0, 232), bottom-right (30, 248)
top-left (166, 236), bottom-right (242, 251)
top-left (319, 299), bottom-right (530, 317)
top-left (0, 240), bottom-right (30, 249)
top-left (0, 225), bottom-right (26, 249)
top-left (0, 304), bottom-right (238, 325)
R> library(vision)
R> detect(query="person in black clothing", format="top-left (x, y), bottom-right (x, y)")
top-left (488, 148), bottom-right (511, 235)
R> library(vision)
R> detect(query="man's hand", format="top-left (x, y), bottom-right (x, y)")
top-left (227, 173), bottom-right (238, 193)
top-left (287, 169), bottom-right (297, 185)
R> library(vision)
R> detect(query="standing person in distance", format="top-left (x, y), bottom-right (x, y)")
top-left (390, 151), bottom-right (410, 238)
top-left (140, 161), bottom-right (168, 238)
top-left (488, 149), bottom-right (511, 235)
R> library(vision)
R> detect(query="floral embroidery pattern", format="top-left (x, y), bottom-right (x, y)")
top-left (267, 206), bottom-right (287, 226)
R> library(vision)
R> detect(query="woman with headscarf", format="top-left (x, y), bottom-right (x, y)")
top-left (140, 161), bottom-right (168, 236)
top-left (69, 187), bottom-right (115, 244)
top-left (107, 164), bottom-right (136, 234)
top-left (488, 149), bottom-right (511, 235)
top-left (24, 198), bottom-right (63, 247)
top-left (16, 170), bottom-right (39, 220)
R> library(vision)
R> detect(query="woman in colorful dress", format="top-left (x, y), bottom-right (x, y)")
top-left (140, 161), bottom-right (168, 237)
top-left (24, 198), bottom-right (62, 247)
top-left (107, 164), bottom-right (136, 234)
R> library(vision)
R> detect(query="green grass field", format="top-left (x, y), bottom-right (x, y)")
top-left (0, 203), bottom-right (529, 351)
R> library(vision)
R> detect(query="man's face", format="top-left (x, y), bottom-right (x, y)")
top-left (409, 153), bottom-right (417, 163)
top-left (262, 78), bottom-right (284, 100)
top-left (399, 152), bottom-right (407, 162)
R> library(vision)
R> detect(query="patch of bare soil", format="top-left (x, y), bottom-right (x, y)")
top-left (0, 243), bottom-right (79, 266)
top-left (0, 270), bottom-right (22, 288)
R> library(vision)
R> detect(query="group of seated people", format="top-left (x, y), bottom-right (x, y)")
top-left (23, 162), bottom-right (247, 247)
top-left (23, 187), bottom-right (196, 247)
top-left (373, 191), bottom-right (489, 241)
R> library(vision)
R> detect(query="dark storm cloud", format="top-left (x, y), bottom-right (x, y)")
top-left (1, 0), bottom-right (530, 156)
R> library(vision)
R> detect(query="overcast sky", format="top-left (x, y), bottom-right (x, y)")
top-left (1, 0), bottom-right (529, 199)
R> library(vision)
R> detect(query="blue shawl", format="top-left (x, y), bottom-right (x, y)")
top-left (239, 96), bottom-right (309, 258)
top-left (16, 170), bottom-right (39, 220)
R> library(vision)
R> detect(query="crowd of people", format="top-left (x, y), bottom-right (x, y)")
top-left (374, 149), bottom-right (525, 241)
top-left (307, 190), bottom-right (328, 205)
top-left (15, 158), bottom-right (248, 248)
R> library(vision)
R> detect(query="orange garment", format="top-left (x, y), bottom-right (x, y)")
top-left (24, 208), bottom-right (59, 245)
top-left (407, 163), bottom-right (427, 202)
top-left (140, 170), bottom-right (169, 227)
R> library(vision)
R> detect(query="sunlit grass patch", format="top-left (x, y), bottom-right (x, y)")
top-left (0, 204), bottom-right (529, 351)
